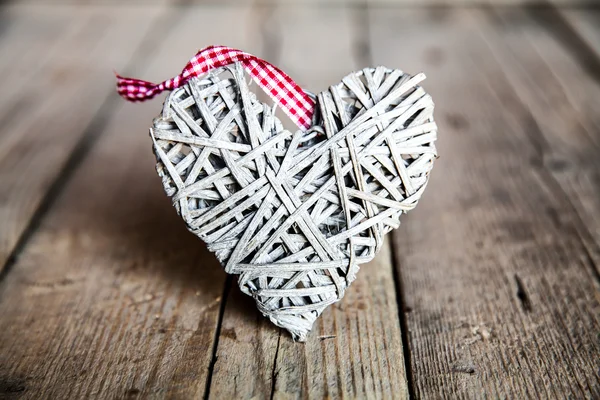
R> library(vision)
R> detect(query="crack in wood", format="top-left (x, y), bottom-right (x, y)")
top-left (451, 361), bottom-right (477, 375)
top-left (389, 232), bottom-right (417, 400)
top-left (203, 275), bottom-right (232, 400)
top-left (269, 331), bottom-right (281, 400)
top-left (514, 273), bottom-right (533, 312)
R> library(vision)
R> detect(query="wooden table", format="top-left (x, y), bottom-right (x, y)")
top-left (0, 1), bottom-right (598, 398)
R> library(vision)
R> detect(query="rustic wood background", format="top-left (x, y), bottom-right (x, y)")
top-left (0, 0), bottom-right (599, 398)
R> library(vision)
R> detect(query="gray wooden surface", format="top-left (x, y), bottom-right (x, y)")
top-left (0, 1), bottom-right (598, 399)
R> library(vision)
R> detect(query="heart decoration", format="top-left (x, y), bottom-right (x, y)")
top-left (117, 46), bottom-right (437, 341)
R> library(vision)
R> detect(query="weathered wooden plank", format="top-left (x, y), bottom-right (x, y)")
top-left (501, 7), bottom-right (600, 269)
top-left (0, 5), bottom-right (71, 87)
top-left (5, 0), bottom-right (594, 5)
top-left (479, 5), bottom-right (600, 300)
top-left (212, 242), bottom-right (407, 399)
top-left (370, 7), bottom-right (600, 398)
top-left (561, 9), bottom-right (600, 60)
top-left (369, 0), bottom-right (593, 4)
top-left (6, 0), bottom-right (172, 5)
top-left (0, 5), bottom-right (162, 273)
top-left (208, 5), bottom-right (408, 399)
top-left (0, 4), bottom-right (266, 399)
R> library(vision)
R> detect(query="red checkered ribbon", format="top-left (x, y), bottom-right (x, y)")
top-left (116, 45), bottom-right (315, 130)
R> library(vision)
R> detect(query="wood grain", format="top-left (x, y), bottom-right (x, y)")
top-left (4, 0), bottom-right (594, 6)
top-left (370, 7), bottom-right (600, 398)
top-left (0, 5), bottom-right (70, 95)
top-left (490, 7), bottom-right (600, 272)
top-left (1, 2), bottom-right (599, 399)
top-left (561, 9), bottom-right (600, 60)
top-left (0, 4), bottom-right (264, 399)
top-left (0, 5), bottom-right (163, 273)
top-left (208, 4), bottom-right (408, 400)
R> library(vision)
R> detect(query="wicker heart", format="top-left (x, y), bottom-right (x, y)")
top-left (150, 62), bottom-right (437, 341)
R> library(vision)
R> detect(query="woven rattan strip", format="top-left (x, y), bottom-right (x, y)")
top-left (150, 62), bottom-right (437, 341)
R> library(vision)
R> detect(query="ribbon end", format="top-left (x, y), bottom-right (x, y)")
top-left (114, 72), bottom-right (161, 102)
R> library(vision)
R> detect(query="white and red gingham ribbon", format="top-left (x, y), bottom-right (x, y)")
top-left (116, 45), bottom-right (315, 130)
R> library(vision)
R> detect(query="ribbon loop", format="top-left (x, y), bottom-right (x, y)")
top-left (116, 45), bottom-right (315, 130)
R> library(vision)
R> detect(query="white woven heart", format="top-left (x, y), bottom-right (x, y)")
top-left (150, 62), bottom-right (437, 341)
